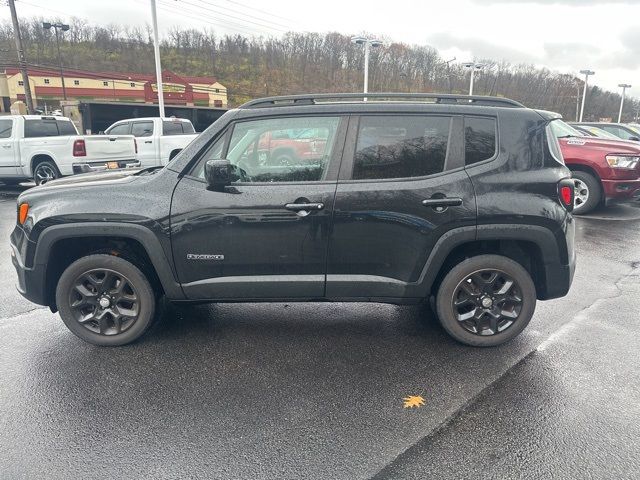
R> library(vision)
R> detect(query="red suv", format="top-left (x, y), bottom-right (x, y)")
top-left (550, 120), bottom-right (640, 214)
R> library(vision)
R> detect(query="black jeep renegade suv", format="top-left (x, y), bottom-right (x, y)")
top-left (10, 93), bottom-right (576, 347)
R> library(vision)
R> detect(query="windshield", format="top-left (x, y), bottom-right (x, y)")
top-left (583, 126), bottom-right (621, 140)
top-left (549, 120), bottom-right (583, 138)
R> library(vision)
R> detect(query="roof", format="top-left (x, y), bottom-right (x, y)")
top-left (111, 117), bottom-right (193, 122)
top-left (3, 67), bottom-right (218, 85)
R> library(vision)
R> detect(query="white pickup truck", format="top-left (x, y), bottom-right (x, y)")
top-left (104, 117), bottom-right (198, 167)
top-left (0, 115), bottom-right (138, 185)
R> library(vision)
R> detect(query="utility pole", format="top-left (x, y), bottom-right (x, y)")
top-left (579, 69), bottom-right (595, 122)
top-left (150, 0), bottom-right (165, 117)
top-left (444, 57), bottom-right (456, 94)
top-left (8, 0), bottom-right (34, 113)
top-left (618, 83), bottom-right (631, 123)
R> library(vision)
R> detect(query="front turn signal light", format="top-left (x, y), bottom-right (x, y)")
top-left (18, 203), bottom-right (29, 224)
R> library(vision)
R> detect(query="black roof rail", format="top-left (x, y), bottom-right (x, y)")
top-left (238, 92), bottom-right (526, 109)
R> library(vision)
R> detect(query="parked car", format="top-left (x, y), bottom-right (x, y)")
top-left (577, 122), bottom-right (640, 142)
top-left (568, 124), bottom-right (623, 140)
top-left (550, 119), bottom-right (640, 214)
top-left (11, 93), bottom-right (576, 348)
top-left (104, 117), bottom-right (198, 167)
top-left (0, 115), bottom-right (138, 186)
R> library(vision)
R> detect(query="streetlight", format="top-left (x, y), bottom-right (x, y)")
top-left (352, 36), bottom-right (383, 96)
top-left (618, 83), bottom-right (632, 123)
top-left (578, 69), bottom-right (595, 122)
top-left (462, 62), bottom-right (485, 96)
top-left (42, 21), bottom-right (70, 101)
top-left (444, 57), bottom-right (456, 93)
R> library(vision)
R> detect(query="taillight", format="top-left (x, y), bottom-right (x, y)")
top-left (134, 138), bottom-right (138, 154)
top-left (558, 180), bottom-right (574, 212)
top-left (18, 203), bottom-right (29, 224)
top-left (73, 139), bottom-right (86, 157)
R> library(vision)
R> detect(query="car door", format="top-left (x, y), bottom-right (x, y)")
top-left (170, 114), bottom-right (348, 300)
top-left (326, 114), bottom-right (477, 299)
top-left (131, 120), bottom-right (156, 167)
top-left (0, 118), bottom-right (17, 176)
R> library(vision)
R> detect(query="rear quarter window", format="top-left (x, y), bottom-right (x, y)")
top-left (465, 117), bottom-right (497, 165)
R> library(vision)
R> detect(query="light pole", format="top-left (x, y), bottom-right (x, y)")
top-left (352, 36), bottom-right (382, 96)
top-left (444, 57), bottom-right (456, 93)
top-left (149, 0), bottom-right (165, 117)
top-left (42, 22), bottom-right (70, 101)
top-left (578, 69), bottom-right (595, 122)
top-left (618, 83), bottom-right (631, 123)
top-left (462, 62), bottom-right (485, 96)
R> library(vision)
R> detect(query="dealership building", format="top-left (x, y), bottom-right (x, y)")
top-left (0, 67), bottom-right (227, 113)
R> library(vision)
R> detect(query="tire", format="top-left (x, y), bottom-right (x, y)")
top-left (55, 254), bottom-right (157, 346)
top-left (571, 170), bottom-right (601, 215)
top-left (436, 254), bottom-right (536, 347)
top-left (33, 159), bottom-right (61, 186)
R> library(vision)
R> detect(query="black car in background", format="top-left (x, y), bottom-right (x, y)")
top-left (11, 93), bottom-right (576, 348)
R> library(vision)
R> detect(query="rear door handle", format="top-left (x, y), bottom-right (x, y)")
top-left (422, 198), bottom-right (463, 207)
top-left (284, 202), bottom-right (324, 217)
top-left (285, 202), bottom-right (324, 211)
top-left (1, 145), bottom-right (10, 149)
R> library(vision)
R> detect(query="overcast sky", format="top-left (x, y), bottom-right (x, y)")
top-left (3, 0), bottom-right (640, 97)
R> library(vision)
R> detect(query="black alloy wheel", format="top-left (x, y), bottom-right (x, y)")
top-left (68, 268), bottom-right (140, 336)
top-left (452, 269), bottom-right (523, 336)
top-left (436, 255), bottom-right (536, 347)
top-left (56, 254), bottom-right (157, 346)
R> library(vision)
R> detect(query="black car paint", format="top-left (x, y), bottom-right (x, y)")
top-left (11, 101), bottom-right (575, 310)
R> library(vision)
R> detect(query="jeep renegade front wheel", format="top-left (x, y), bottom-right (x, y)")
top-left (436, 255), bottom-right (536, 347)
top-left (56, 254), bottom-right (156, 346)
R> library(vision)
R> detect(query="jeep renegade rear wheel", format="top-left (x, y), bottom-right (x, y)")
top-left (436, 255), bottom-right (536, 347)
top-left (56, 254), bottom-right (156, 346)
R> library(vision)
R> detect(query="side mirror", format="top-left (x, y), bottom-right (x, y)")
top-left (205, 159), bottom-right (231, 190)
top-left (98, 131), bottom-right (105, 135)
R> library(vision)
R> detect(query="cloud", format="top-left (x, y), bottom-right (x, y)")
top-left (426, 32), bottom-right (540, 64)
top-left (470, 0), bottom-right (633, 4)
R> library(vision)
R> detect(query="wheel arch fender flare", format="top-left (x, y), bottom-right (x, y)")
top-left (415, 223), bottom-right (567, 297)
top-left (34, 222), bottom-right (185, 300)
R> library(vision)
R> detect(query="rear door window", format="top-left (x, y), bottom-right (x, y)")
top-left (0, 119), bottom-right (12, 139)
top-left (465, 117), bottom-right (497, 165)
top-left (107, 123), bottom-right (131, 135)
top-left (163, 121), bottom-right (185, 135)
top-left (24, 119), bottom-right (59, 138)
top-left (57, 120), bottom-right (77, 136)
top-left (352, 115), bottom-right (451, 180)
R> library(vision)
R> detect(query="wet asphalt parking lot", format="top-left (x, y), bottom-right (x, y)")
top-left (1, 183), bottom-right (639, 479)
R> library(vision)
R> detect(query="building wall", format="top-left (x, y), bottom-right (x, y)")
top-left (1, 71), bottom-right (227, 108)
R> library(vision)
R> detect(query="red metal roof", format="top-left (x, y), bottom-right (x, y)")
top-left (4, 67), bottom-right (218, 85)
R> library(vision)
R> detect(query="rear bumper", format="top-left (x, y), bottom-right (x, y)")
top-left (10, 240), bottom-right (48, 306)
top-left (602, 178), bottom-right (640, 202)
top-left (72, 159), bottom-right (140, 175)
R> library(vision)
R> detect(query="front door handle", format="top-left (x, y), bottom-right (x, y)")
top-left (422, 198), bottom-right (463, 207)
top-left (144, 140), bottom-right (153, 144)
top-left (284, 202), bottom-right (324, 217)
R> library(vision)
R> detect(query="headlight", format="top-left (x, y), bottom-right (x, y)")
top-left (606, 155), bottom-right (640, 169)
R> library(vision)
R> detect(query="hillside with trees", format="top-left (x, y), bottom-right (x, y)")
top-left (0, 16), bottom-right (636, 120)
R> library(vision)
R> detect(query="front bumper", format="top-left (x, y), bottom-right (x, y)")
top-left (72, 159), bottom-right (141, 175)
top-left (10, 240), bottom-right (48, 307)
top-left (602, 178), bottom-right (640, 202)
